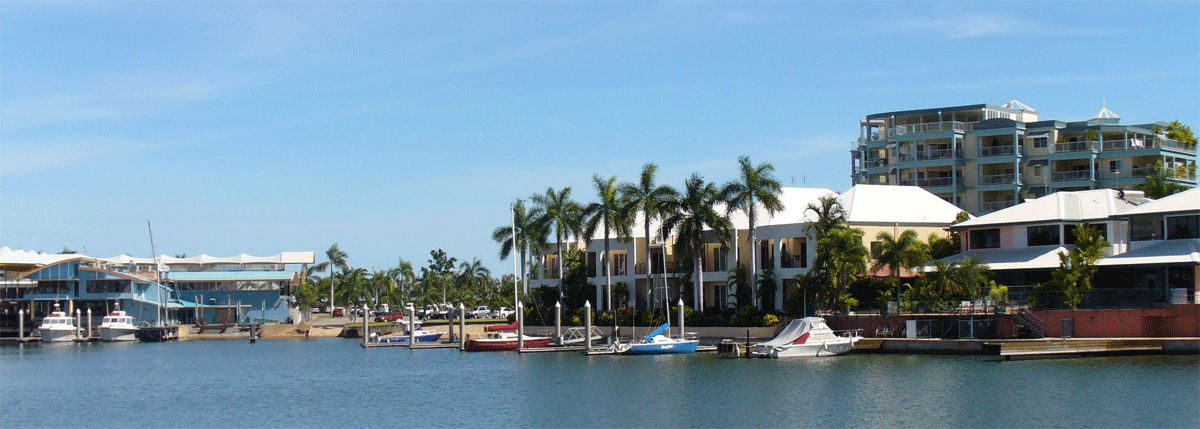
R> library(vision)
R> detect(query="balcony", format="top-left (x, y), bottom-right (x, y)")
top-left (1053, 141), bottom-right (1097, 153)
top-left (978, 146), bottom-right (1015, 157)
top-left (863, 158), bottom-right (888, 168)
top-left (978, 173), bottom-right (1016, 185)
top-left (913, 149), bottom-right (958, 161)
top-left (978, 200), bottom-right (1016, 213)
top-left (1051, 171), bottom-right (1092, 182)
top-left (888, 121), bottom-right (974, 137)
top-left (1130, 166), bottom-right (1198, 183)
top-left (1102, 137), bottom-right (1197, 153)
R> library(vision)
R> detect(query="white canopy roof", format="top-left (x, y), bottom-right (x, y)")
top-left (98, 252), bottom-right (315, 265)
top-left (1118, 187), bottom-right (1199, 217)
top-left (1098, 240), bottom-right (1200, 266)
top-left (938, 246), bottom-right (1068, 271)
top-left (0, 247), bottom-right (86, 266)
top-left (840, 184), bottom-right (966, 225)
top-left (953, 189), bottom-right (1142, 229)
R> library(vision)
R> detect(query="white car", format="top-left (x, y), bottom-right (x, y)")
top-left (467, 306), bottom-right (491, 319)
top-left (490, 307), bottom-right (514, 319)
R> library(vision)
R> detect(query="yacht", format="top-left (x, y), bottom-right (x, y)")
top-left (98, 304), bottom-right (139, 342)
top-left (37, 303), bottom-right (79, 343)
top-left (753, 317), bottom-right (862, 357)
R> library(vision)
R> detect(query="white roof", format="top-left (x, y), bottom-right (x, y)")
top-left (0, 247), bottom-right (86, 266)
top-left (1093, 107), bottom-right (1120, 120)
top-left (840, 184), bottom-right (965, 225)
top-left (98, 252), bottom-right (315, 265)
top-left (1098, 240), bottom-right (1200, 266)
top-left (938, 246), bottom-right (1068, 271)
top-left (1118, 187), bottom-right (1200, 217)
top-left (953, 189), bottom-right (1142, 229)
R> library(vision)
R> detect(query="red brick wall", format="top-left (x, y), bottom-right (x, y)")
top-left (1032, 305), bottom-right (1200, 338)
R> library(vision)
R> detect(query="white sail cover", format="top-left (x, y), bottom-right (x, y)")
top-left (758, 317), bottom-right (827, 348)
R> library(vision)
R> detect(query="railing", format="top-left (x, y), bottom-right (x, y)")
top-left (1010, 288), bottom-right (1174, 309)
top-left (917, 177), bottom-right (954, 187)
top-left (1051, 171), bottom-right (1091, 182)
top-left (1012, 308), bottom-right (1046, 338)
top-left (915, 149), bottom-right (957, 161)
top-left (1053, 140), bottom-right (1097, 153)
top-left (863, 158), bottom-right (888, 168)
top-left (979, 200), bottom-right (1016, 213)
top-left (978, 146), bottom-right (1015, 157)
top-left (1129, 166), bottom-right (1197, 183)
top-left (888, 121), bottom-right (974, 137)
top-left (779, 254), bottom-right (806, 269)
top-left (978, 173), bottom-right (1016, 185)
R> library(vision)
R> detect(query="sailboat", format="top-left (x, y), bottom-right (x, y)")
top-left (612, 321), bottom-right (698, 355)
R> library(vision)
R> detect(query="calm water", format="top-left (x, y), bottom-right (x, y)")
top-left (3, 339), bottom-right (1197, 428)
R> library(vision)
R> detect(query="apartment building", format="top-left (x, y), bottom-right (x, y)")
top-left (850, 101), bottom-right (1197, 215)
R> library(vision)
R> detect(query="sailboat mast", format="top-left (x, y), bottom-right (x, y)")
top-left (148, 221), bottom-right (164, 326)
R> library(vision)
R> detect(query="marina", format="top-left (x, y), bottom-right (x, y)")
top-left (2, 338), bottom-right (1197, 428)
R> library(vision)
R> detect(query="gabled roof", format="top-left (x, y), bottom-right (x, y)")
top-left (840, 184), bottom-right (965, 225)
top-left (939, 246), bottom-right (1068, 271)
top-left (952, 189), bottom-right (1143, 230)
top-left (1118, 188), bottom-right (1200, 217)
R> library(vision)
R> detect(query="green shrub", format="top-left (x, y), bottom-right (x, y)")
top-left (762, 314), bottom-right (780, 327)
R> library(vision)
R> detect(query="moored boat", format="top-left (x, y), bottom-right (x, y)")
top-left (463, 331), bottom-right (553, 351)
top-left (98, 304), bottom-right (139, 342)
top-left (613, 323), bottom-right (698, 355)
top-left (36, 303), bottom-right (79, 343)
top-left (374, 324), bottom-right (444, 344)
top-left (752, 317), bottom-right (862, 357)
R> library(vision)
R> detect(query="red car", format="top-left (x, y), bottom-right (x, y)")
top-left (332, 308), bottom-right (345, 317)
top-left (374, 312), bottom-right (406, 322)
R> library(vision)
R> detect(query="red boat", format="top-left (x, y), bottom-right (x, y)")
top-left (464, 322), bottom-right (553, 351)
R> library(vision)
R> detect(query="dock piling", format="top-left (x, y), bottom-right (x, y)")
top-left (408, 304), bottom-right (415, 346)
top-left (584, 301), bottom-right (592, 350)
top-left (517, 302), bottom-right (524, 350)
top-left (75, 309), bottom-right (81, 340)
top-left (554, 301), bottom-right (561, 345)
top-left (458, 303), bottom-right (466, 349)
top-left (18, 310), bottom-right (23, 341)
top-left (88, 308), bottom-right (93, 339)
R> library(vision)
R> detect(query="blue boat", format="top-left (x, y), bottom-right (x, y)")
top-left (614, 323), bottom-right (698, 355)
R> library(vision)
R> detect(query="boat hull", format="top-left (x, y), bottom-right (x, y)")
top-left (618, 339), bottom-right (699, 355)
top-left (37, 328), bottom-right (79, 343)
top-left (760, 337), bottom-right (859, 357)
top-left (464, 337), bottom-right (552, 351)
top-left (377, 333), bottom-right (443, 343)
top-left (99, 327), bottom-right (139, 342)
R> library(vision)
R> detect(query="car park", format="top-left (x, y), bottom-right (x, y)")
top-left (467, 306), bottom-right (491, 319)
top-left (490, 307), bottom-right (514, 319)
top-left (374, 311), bottom-right (406, 322)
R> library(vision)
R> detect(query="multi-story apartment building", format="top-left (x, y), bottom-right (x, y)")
top-left (851, 101), bottom-right (1197, 215)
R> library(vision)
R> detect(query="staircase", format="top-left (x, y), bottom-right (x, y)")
top-left (1011, 308), bottom-right (1046, 338)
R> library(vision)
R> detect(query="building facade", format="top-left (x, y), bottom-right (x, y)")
top-left (851, 101), bottom-right (1197, 215)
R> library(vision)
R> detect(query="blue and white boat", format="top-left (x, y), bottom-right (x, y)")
top-left (374, 326), bottom-right (443, 344)
top-left (613, 323), bottom-right (698, 355)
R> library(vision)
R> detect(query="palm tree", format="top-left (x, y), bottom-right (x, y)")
top-left (814, 225), bottom-right (869, 309)
top-left (804, 194), bottom-right (846, 240)
top-left (336, 267), bottom-right (369, 310)
top-left (531, 187), bottom-right (582, 300)
top-left (311, 244), bottom-right (348, 312)
top-left (719, 156), bottom-right (784, 309)
top-left (492, 199), bottom-right (541, 299)
top-left (661, 173), bottom-right (733, 310)
top-left (619, 163), bottom-right (678, 309)
top-left (368, 270), bottom-right (396, 309)
top-left (582, 174), bottom-right (634, 312)
top-left (458, 258), bottom-right (492, 305)
top-left (871, 230), bottom-right (930, 305)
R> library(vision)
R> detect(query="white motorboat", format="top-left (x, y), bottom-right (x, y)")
top-left (98, 304), bottom-right (139, 342)
top-left (753, 317), bottom-right (862, 358)
top-left (37, 303), bottom-right (79, 343)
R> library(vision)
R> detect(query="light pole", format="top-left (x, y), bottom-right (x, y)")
top-left (512, 201), bottom-right (520, 309)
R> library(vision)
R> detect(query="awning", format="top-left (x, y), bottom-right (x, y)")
top-left (1098, 240), bottom-right (1200, 266)
top-left (1027, 159), bottom-right (1049, 166)
top-left (1028, 133), bottom-right (1049, 139)
top-left (936, 246), bottom-right (1068, 271)
top-left (167, 300), bottom-right (200, 309)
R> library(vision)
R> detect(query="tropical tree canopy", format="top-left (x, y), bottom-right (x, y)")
top-left (719, 156), bottom-right (784, 309)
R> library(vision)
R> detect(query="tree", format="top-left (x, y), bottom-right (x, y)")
top-left (810, 226), bottom-right (869, 309)
top-left (1139, 160), bottom-right (1188, 199)
top-left (871, 230), bottom-right (929, 306)
top-left (532, 187), bottom-right (582, 300)
top-left (368, 270), bottom-right (396, 308)
top-left (458, 258), bottom-right (491, 305)
top-left (582, 174), bottom-right (634, 313)
top-left (719, 156), bottom-right (784, 309)
top-left (425, 249), bottom-right (458, 303)
top-left (492, 199), bottom-right (541, 298)
top-left (804, 194), bottom-right (846, 240)
top-left (619, 163), bottom-right (678, 309)
top-left (1165, 120), bottom-right (1197, 146)
top-left (311, 244), bottom-right (348, 311)
top-left (661, 173), bottom-right (733, 310)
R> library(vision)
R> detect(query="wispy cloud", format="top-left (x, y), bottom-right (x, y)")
top-left (870, 7), bottom-right (1121, 40)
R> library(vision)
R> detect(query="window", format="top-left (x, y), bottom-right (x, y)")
top-left (1167, 215), bottom-right (1200, 239)
top-left (612, 253), bottom-right (627, 276)
top-left (1065, 223), bottom-right (1107, 245)
top-left (1033, 165), bottom-right (1045, 177)
top-left (1032, 137), bottom-right (1048, 149)
top-left (1027, 225), bottom-right (1060, 246)
top-left (1131, 215), bottom-right (1164, 241)
top-left (970, 229), bottom-right (1001, 249)
top-left (1109, 160), bottom-right (1123, 172)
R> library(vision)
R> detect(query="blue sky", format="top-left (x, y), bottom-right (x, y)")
top-left (2, 2), bottom-right (1197, 274)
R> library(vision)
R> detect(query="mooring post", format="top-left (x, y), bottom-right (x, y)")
top-left (584, 301), bottom-right (592, 350)
top-left (362, 305), bottom-right (369, 346)
top-left (75, 309), bottom-right (82, 340)
top-left (517, 301), bottom-right (525, 350)
top-left (408, 304), bottom-right (415, 346)
top-left (554, 301), bottom-right (562, 345)
top-left (88, 308), bottom-right (93, 339)
top-left (18, 309), bottom-right (24, 341)
top-left (458, 303), bottom-right (466, 349)
top-left (677, 298), bottom-right (685, 339)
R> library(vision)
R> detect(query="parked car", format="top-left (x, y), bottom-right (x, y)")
top-left (490, 307), bottom-right (514, 319)
top-left (374, 311), bottom-right (406, 322)
top-left (332, 307), bottom-right (345, 317)
top-left (467, 306), bottom-right (491, 319)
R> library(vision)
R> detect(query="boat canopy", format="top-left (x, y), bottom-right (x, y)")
top-left (759, 317), bottom-right (826, 348)
top-left (484, 320), bottom-right (519, 332)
